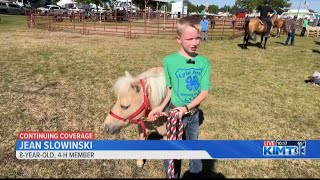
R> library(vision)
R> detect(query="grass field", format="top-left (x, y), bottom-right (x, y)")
top-left (1, 15), bottom-right (320, 178)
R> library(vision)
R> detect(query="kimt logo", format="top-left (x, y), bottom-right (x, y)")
top-left (263, 140), bottom-right (306, 156)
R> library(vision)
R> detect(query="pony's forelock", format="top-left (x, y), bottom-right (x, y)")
top-left (113, 76), bottom-right (136, 97)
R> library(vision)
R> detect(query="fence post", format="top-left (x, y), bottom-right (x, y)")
top-left (144, 12), bottom-right (146, 34)
top-left (73, 13), bottom-right (75, 30)
top-left (82, 12), bottom-right (85, 34)
top-left (115, 10), bottom-right (118, 32)
top-left (27, 11), bottom-right (32, 28)
top-left (48, 13), bottom-right (51, 31)
top-left (222, 19), bottom-right (225, 37)
top-left (157, 13), bottom-right (160, 34)
top-left (232, 19), bottom-right (235, 39)
top-left (104, 13), bottom-right (106, 32)
top-left (94, 13), bottom-right (96, 31)
top-left (64, 12), bottom-right (66, 29)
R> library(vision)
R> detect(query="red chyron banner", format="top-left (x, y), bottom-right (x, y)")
top-left (18, 132), bottom-right (94, 140)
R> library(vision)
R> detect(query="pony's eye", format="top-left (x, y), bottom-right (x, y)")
top-left (120, 105), bottom-right (130, 110)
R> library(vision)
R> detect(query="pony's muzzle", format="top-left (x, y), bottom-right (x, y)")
top-left (104, 124), bottom-right (120, 134)
top-left (104, 125), bottom-right (109, 133)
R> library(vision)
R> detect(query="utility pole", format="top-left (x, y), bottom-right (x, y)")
top-left (297, 0), bottom-right (303, 18)
top-left (126, 0), bottom-right (128, 18)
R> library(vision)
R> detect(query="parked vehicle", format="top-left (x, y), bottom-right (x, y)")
top-left (37, 5), bottom-right (67, 15)
top-left (0, 1), bottom-right (26, 15)
top-left (68, 6), bottom-right (85, 14)
top-left (91, 7), bottom-right (111, 14)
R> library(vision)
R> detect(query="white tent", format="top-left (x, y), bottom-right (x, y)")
top-left (171, 0), bottom-right (187, 17)
top-left (56, 0), bottom-right (75, 7)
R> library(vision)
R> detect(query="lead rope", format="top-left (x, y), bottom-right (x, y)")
top-left (166, 109), bottom-right (184, 179)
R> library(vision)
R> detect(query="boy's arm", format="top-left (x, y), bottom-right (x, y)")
top-left (186, 90), bottom-right (208, 110)
top-left (174, 91), bottom-right (208, 119)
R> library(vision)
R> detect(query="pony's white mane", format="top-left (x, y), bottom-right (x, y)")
top-left (138, 71), bottom-right (166, 107)
top-left (113, 69), bottom-right (166, 108)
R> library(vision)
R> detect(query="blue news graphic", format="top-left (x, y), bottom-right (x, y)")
top-left (16, 140), bottom-right (320, 159)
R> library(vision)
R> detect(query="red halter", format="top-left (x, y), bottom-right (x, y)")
top-left (108, 79), bottom-right (150, 138)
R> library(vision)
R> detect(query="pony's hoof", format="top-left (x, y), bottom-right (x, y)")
top-left (137, 159), bottom-right (145, 168)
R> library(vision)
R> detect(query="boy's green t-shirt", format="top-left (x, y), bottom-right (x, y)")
top-left (163, 52), bottom-right (211, 107)
top-left (303, 19), bottom-right (309, 27)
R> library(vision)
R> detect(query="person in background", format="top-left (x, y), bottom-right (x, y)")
top-left (232, 14), bottom-right (237, 28)
top-left (313, 14), bottom-right (320, 27)
top-left (211, 16), bottom-right (216, 29)
top-left (285, 15), bottom-right (297, 46)
top-left (200, 15), bottom-right (209, 42)
top-left (259, 0), bottom-right (274, 38)
top-left (301, 17), bottom-right (309, 36)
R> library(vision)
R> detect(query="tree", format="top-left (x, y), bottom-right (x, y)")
top-left (235, 0), bottom-right (291, 13)
top-left (132, 0), bottom-right (151, 12)
top-left (219, 5), bottom-right (231, 12)
top-left (197, 4), bottom-right (205, 13)
top-left (187, 1), bottom-right (197, 13)
top-left (229, 4), bottom-right (241, 14)
top-left (208, 4), bottom-right (218, 14)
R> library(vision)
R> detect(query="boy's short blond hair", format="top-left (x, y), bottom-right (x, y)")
top-left (177, 16), bottom-right (201, 36)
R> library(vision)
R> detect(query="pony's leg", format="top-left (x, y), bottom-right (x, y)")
top-left (244, 35), bottom-right (250, 49)
top-left (136, 130), bottom-right (148, 168)
top-left (263, 37), bottom-right (268, 49)
top-left (242, 33), bottom-right (247, 48)
top-left (260, 35), bottom-right (264, 48)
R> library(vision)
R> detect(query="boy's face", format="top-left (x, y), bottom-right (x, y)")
top-left (177, 26), bottom-right (201, 55)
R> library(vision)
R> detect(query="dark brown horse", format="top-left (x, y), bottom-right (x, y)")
top-left (242, 14), bottom-right (278, 49)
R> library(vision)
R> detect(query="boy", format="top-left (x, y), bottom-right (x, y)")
top-left (148, 16), bottom-right (211, 178)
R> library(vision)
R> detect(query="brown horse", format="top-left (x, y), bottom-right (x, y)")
top-left (104, 67), bottom-right (167, 167)
top-left (242, 14), bottom-right (278, 49)
top-left (273, 18), bottom-right (287, 38)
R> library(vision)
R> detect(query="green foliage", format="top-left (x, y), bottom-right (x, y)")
top-left (187, 1), bottom-right (197, 13)
top-left (229, 5), bottom-right (241, 14)
top-left (235, 0), bottom-right (291, 13)
top-left (208, 4), bottom-right (218, 14)
top-left (219, 5), bottom-right (231, 12)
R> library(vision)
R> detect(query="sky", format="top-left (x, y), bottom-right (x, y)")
top-left (188, 0), bottom-right (320, 12)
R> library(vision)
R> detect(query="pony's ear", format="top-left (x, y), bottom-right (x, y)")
top-left (125, 71), bottom-right (132, 78)
top-left (130, 81), bottom-right (140, 93)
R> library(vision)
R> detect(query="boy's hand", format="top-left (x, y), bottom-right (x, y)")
top-left (174, 106), bottom-right (188, 119)
top-left (147, 106), bottom-right (163, 121)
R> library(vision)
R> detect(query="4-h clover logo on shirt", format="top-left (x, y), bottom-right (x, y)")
top-left (185, 76), bottom-right (200, 91)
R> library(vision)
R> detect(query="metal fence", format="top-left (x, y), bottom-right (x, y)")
top-left (26, 10), bottom-right (246, 39)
